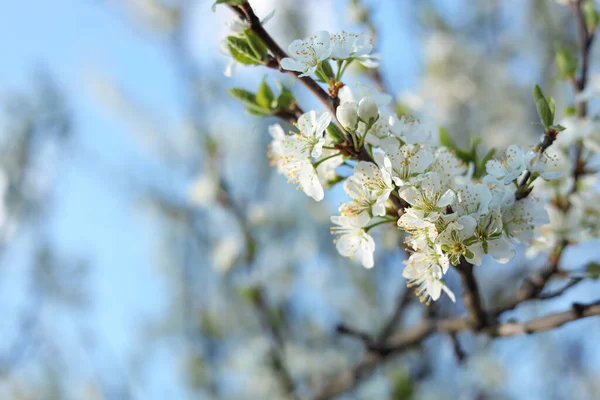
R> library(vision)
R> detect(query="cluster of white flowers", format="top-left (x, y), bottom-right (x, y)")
top-left (268, 111), bottom-right (342, 201)
top-left (268, 78), bottom-right (569, 304)
top-left (280, 30), bottom-right (379, 77)
top-left (527, 114), bottom-right (600, 256)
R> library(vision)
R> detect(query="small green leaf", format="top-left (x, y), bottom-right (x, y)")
top-left (547, 96), bottom-right (556, 121)
top-left (533, 84), bottom-right (554, 128)
top-left (564, 105), bottom-right (577, 117)
top-left (227, 36), bottom-right (261, 65)
top-left (475, 147), bottom-right (495, 179)
top-left (256, 79), bottom-right (275, 109)
top-left (229, 88), bottom-right (257, 104)
top-left (245, 29), bottom-right (268, 61)
top-left (439, 127), bottom-right (455, 149)
top-left (455, 148), bottom-right (474, 163)
top-left (326, 122), bottom-right (346, 144)
top-left (583, 0), bottom-right (600, 32)
top-left (555, 45), bottom-right (578, 79)
top-left (587, 262), bottom-right (600, 279)
top-left (550, 124), bottom-right (566, 132)
top-left (229, 88), bottom-right (272, 116)
top-left (246, 106), bottom-right (273, 116)
top-left (275, 84), bottom-right (295, 110)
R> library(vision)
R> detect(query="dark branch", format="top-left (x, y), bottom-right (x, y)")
top-left (455, 259), bottom-right (488, 330)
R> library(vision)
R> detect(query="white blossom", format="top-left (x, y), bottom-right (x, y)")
top-left (340, 161), bottom-right (393, 223)
top-left (267, 111), bottom-right (332, 201)
top-left (338, 83), bottom-right (392, 106)
top-left (502, 196), bottom-right (549, 244)
top-left (329, 31), bottom-right (378, 67)
top-left (378, 143), bottom-right (434, 188)
top-left (485, 145), bottom-right (528, 184)
top-left (403, 245), bottom-right (455, 304)
top-left (400, 173), bottom-right (456, 222)
top-left (280, 31), bottom-right (332, 77)
top-left (330, 215), bottom-right (376, 268)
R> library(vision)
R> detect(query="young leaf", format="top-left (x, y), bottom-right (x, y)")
top-left (256, 79), bottom-right (275, 109)
top-left (227, 36), bottom-right (261, 65)
top-left (245, 30), bottom-right (269, 61)
top-left (533, 84), bottom-right (553, 128)
top-left (276, 84), bottom-right (295, 110)
top-left (326, 122), bottom-right (346, 144)
top-left (229, 88), bottom-right (257, 105)
top-left (583, 0), bottom-right (600, 33)
top-left (439, 127), bottom-right (456, 149)
top-left (555, 45), bottom-right (578, 79)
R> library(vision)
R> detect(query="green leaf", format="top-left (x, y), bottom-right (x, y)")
top-left (245, 29), bottom-right (268, 61)
top-left (455, 148), bottom-right (474, 163)
top-left (229, 88), bottom-right (257, 106)
top-left (583, 0), bottom-right (600, 32)
top-left (550, 124), bottom-right (566, 132)
top-left (227, 36), bottom-right (261, 65)
top-left (439, 127), bottom-right (455, 149)
top-left (326, 122), bottom-right (346, 144)
top-left (229, 88), bottom-right (272, 116)
top-left (555, 45), bottom-right (578, 79)
top-left (587, 262), bottom-right (600, 279)
top-left (390, 369), bottom-right (414, 400)
top-left (256, 79), bottom-right (275, 109)
top-left (564, 105), bottom-right (577, 117)
top-left (229, 87), bottom-right (257, 105)
top-left (246, 106), bottom-right (273, 116)
top-left (275, 84), bottom-right (295, 110)
top-left (476, 148), bottom-right (495, 178)
top-left (533, 84), bottom-right (553, 128)
top-left (547, 96), bottom-right (556, 121)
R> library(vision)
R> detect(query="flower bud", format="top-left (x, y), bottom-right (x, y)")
top-left (336, 102), bottom-right (359, 131)
top-left (358, 97), bottom-right (379, 124)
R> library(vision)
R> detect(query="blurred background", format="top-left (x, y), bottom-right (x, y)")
top-left (0, 0), bottom-right (599, 399)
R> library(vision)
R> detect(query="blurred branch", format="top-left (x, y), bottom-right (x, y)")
top-left (375, 287), bottom-right (412, 343)
top-left (314, 299), bottom-right (600, 399)
top-left (491, 242), bottom-right (565, 317)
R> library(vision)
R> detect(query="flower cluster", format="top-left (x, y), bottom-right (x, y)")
top-left (224, 20), bottom-right (584, 305)
top-left (268, 79), bottom-right (567, 303)
top-left (280, 30), bottom-right (378, 78)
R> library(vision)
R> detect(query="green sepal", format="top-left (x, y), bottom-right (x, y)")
top-left (326, 122), bottom-right (346, 144)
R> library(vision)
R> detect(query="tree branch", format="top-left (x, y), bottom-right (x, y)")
top-left (314, 299), bottom-right (600, 399)
top-left (455, 258), bottom-right (488, 330)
